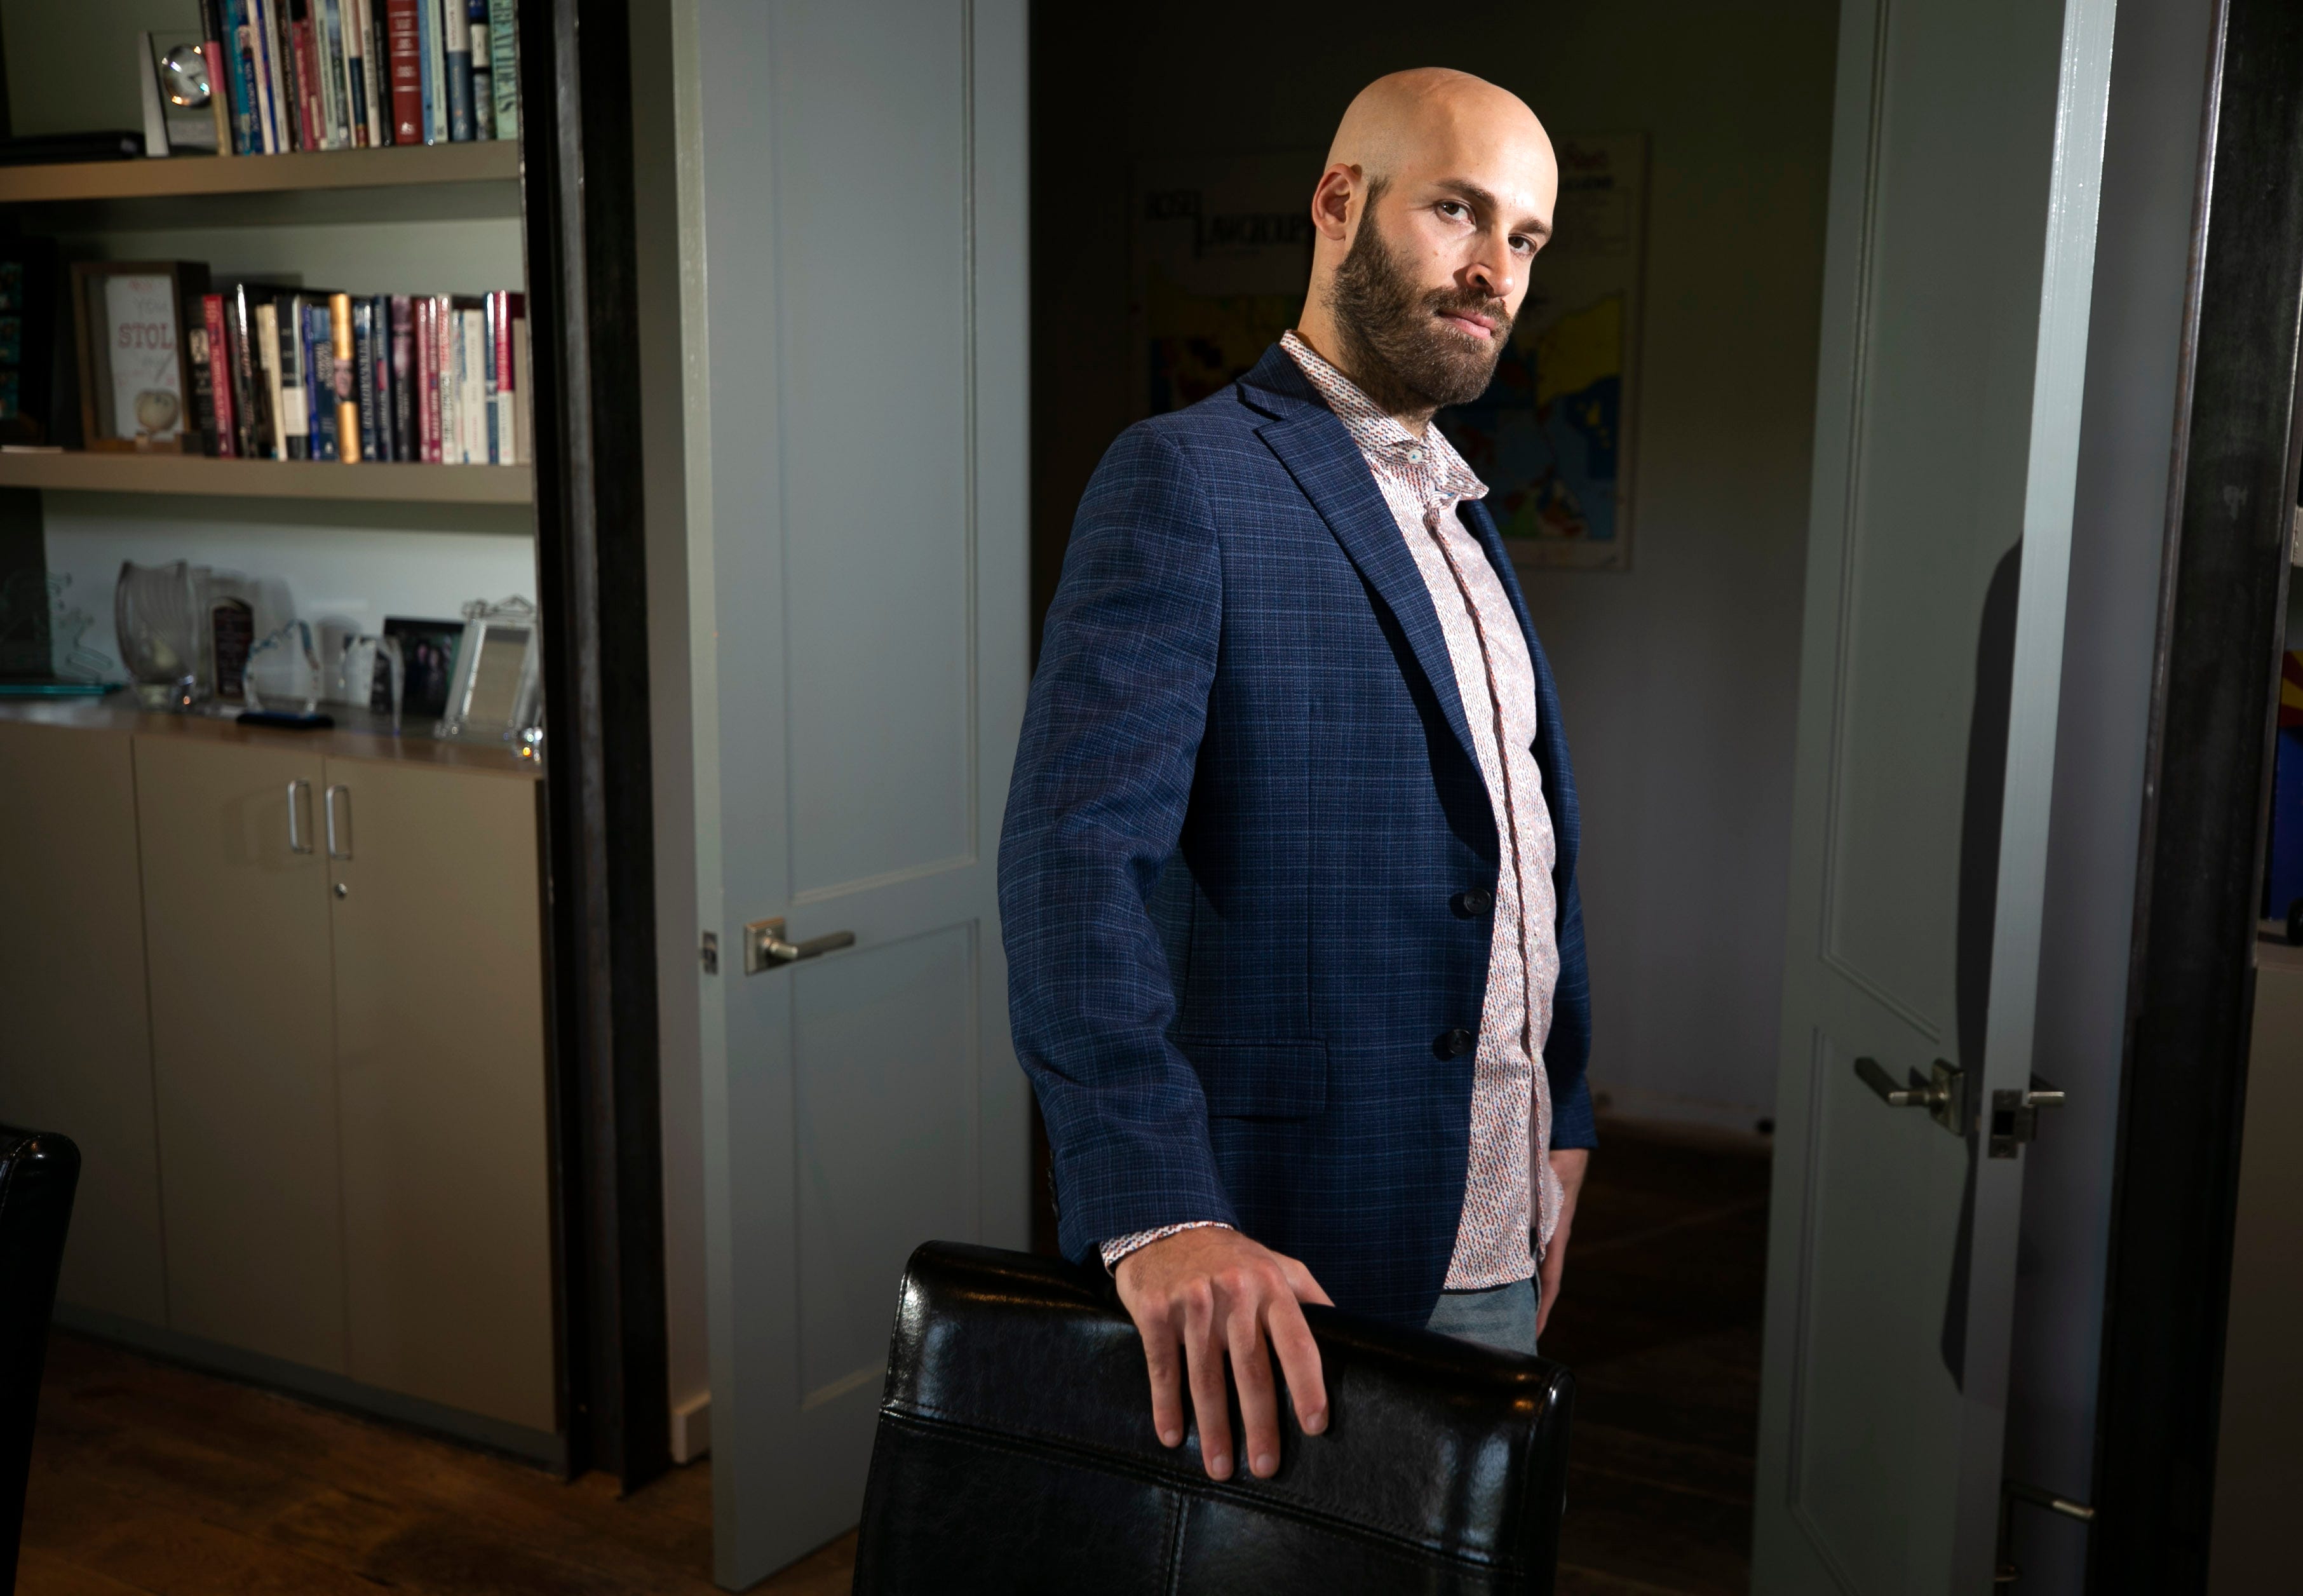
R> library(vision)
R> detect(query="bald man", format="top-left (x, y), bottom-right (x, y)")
top-left (999, 69), bottom-right (1593, 1482)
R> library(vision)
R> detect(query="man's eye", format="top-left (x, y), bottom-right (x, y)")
top-left (1438, 201), bottom-right (1468, 220)
top-left (1511, 236), bottom-right (1535, 254)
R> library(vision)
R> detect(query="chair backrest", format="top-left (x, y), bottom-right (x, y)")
top-left (0, 1127), bottom-right (79, 1593)
top-left (854, 1241), bottom-right (1574, 1595)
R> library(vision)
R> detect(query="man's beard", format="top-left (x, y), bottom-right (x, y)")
top-left (1325, 203), bottom-right (1515, 414)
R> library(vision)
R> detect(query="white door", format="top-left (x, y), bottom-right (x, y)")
top-left (1755, 0), bottom-right (2115, 1589)
top-left (669, 1), bottom-right (1029, 1584)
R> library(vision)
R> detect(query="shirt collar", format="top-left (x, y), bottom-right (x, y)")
top-left (1280, 330), bottom-right (1487, 504)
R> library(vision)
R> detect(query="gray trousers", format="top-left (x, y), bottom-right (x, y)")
top-left (1424, 1276), bottom-right (1539, 1355)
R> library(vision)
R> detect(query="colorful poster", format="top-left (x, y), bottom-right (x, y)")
top-left (1439, 133), bottom-right (1646, 571)
top-left (1132, 152), bottom-right (1320, 419)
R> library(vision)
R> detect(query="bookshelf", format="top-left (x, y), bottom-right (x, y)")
top-left (0, 141), bottom-right (519, 205)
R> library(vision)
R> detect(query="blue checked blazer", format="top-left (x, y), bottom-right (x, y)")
top-left (999, 343), bottom-right (1594, 1327)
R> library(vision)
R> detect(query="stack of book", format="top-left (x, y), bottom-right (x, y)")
top-left (194, 285), bottom-right (529, 465)
top-left (199, 0), bottom-right (519, 155)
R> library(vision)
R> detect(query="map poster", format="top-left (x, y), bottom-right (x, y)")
top-left (1132, 152), bottom-right (1321, 419)
top-left (1439, 132), bottom-right (1647, 571)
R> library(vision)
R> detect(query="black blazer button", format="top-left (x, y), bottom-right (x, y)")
top-left (1439, 1027), bottom-right (1476, 1057)
top-left (1451, 888), bottom-right (1495, 917)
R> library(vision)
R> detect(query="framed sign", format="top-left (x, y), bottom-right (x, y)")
top-left (69, 260), bottom-right (209, 453)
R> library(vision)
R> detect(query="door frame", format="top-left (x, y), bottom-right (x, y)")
top-left (2091, 0), bottom-right (2303, 1586)
top-left (520, 0), bottom-right (673, 1491)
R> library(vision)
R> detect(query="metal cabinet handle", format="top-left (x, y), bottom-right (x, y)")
top-left (1854, 1055), bottom-right (1968, 1135)
top-left (286, 780), bottom-right (314, 855)
top-left (742, 917), bottom-right (856, 975)
top-left (324, 784), bottom-right (351, 860)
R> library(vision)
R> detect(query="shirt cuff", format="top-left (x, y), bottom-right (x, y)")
top-left (1099, 1220), bottom-right (1234, 1273)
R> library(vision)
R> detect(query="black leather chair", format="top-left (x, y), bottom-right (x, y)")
top-left (854, 1242), bottom-right (1574, 1595)
top-left (0, 1128), bottom-right (79, 1596)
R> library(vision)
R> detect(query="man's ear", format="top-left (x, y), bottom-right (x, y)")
top-left (1310, 164), bottom-right (1361, 243)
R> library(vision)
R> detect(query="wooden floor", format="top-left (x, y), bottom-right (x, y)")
top-left (18, 1121), bottom-right (1768, 1595)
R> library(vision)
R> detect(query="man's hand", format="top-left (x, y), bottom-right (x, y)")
top-left (1537, 1147), bottom-right (1590, 1337)
top-left (1113, 1227), bottom-right (1334, 1481)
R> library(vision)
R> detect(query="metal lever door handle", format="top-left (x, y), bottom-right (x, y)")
top-left (743, 917), bottom-right (856, 974)
top-left (1854, 1055), bottom-right (1968, 1135)
top-left (1990, 1074), bottom-right (2067, 1158)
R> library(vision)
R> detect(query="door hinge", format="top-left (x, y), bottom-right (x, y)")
top-left (1988, 1076), bottom-right (2066, 1158)
top-left (699, 931), bottom-right (719, 975)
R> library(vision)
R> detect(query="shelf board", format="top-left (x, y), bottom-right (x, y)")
top-left (0, 143), bottom-right (522, 227)
top-left (0, 451), bottom-right (532, 504)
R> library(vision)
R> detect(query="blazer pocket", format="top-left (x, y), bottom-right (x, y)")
top-left (1176, 1038), bottom-right (1328, 1119)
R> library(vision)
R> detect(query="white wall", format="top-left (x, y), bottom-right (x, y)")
top-left (1037, 0), bottom-right (1840, 1130)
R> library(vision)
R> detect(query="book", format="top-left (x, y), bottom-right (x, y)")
top-left (419, 0), bottom-right (448, 144)
top-left (416, 297), bottom-right (440, 461)
top-left (330, 293), bottom-right (360, 462)
top-left (304, 302), bottom-right (337, 459)
top-left (247, 0), bottom-right (283, 153)
top-left (489, 0), bottom-right (517, 141)
top-left (468, 1), bottom-right (492, 141)
top-left (389, 294), bottom-right (414, 460)
top-left (344, 0), bottom-right (375, 146)
top-left (224, 0), bottom-right (262, 154)
top-left (436, 296), bottom-right (459, 461)
top-left (184, 294), bottom-right (219, 457)
top-left (509, 291), bottom-right (529, 466)
top-left (201, 294), bottom-right (236, 457)
top-left (443, 0), bottom-right (475, 142)
top-left (363, 0), bottom-right (393, 144)
top-left (318, 0), bottom-right (353, 149)
top-left (288, 0), bottom-right (321, 150)
top-left (263, 298), bottom-right (301, 458)
top-left (461, 302), bottom-right (487, 463)
top-left (386, 0), bottom-right (422, 144)
top-left (198, 0), bottom-right (236, 156)
top-left (227, 285), bottom-right (267, 457)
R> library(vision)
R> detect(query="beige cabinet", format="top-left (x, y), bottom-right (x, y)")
top-left (136, 734), bottom-right (347, 1372)
top-left (1, 705), bottom-right (555, 1440)
top-left (326, 757), bottom-right (555, 1433)
top-left (0, 720), bottom-right (167, 1324)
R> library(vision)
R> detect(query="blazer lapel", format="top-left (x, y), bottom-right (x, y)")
top-left (1240, 353), bottom-right (1483, 780)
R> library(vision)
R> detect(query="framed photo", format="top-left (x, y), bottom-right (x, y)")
top-left (373, 616), bottom-right (466, 720)
top-left (436, 597), bottom-right (543, 743)
top-left (70, 260), bottom-right (210, 453)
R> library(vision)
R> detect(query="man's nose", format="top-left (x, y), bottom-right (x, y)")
top-left (1466, 237), bottom-right (1516, 301)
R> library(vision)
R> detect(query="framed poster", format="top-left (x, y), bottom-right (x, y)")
top-left (1131, 152), bottom-right (1321, 418)
top-left (1439, 133), bottom-right (1647, 571)
top-left (70, 260), bottom-right (210, 453)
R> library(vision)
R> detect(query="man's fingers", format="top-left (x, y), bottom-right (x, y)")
top-left (1180, 1282), bottom-right (1234, 1480)
top-left (1135, 1307), bottom-right (1187, 1447)
top-left (1264, 1294), bottom-right (1328, 1435)
top-left (1226, 1294), bottom-right (1283, 1478)
top-left (1277, 1254), bottom-right (1335, 1308)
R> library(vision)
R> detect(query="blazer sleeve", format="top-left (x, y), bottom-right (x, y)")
top-left (997, 423), bottom-right (1236, 1263)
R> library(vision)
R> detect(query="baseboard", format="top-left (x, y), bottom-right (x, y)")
top-left (53, 1303), bottom-right (568, 1473)
top-left (670, 1390), bottom-right (710, 1464)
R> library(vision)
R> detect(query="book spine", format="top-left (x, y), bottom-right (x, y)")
top-left (444, 1), bottom-right (474, 142)
top-left (331, 293), bottom-right (360, 462)
top-left (416, 298), bottom-right (439, 461)
top-left (225, 0), bottom-right (260, 154)
top-left (466, 308), bottom-right (487, 463)
top-left (294, 3), bottom-right (325, 151)
top-left (203, 295), bottom-right (237, 457)
top-left (228, 290), bottom-right (256, 454)
top-left (386, 0), bottom-right (422, 144)
top-left (480, 297), bottom-right (497, 462)
top-left (436, 297), bottom-right (459, 462)
top-left (278, 0), bottom-right (306, 149)
top-left (487, 290), bottom-right (506, 464)
top-left (506, 290), bottom-right (526, 466)
top-left (246, 0), bottom-right (280, 152)
top-left (489, 0), bottom-right (517, 141)
top-left (363, 296), bottom-right (388, 460)
top-left (344, 0), bottom-right (374, 146)
top-left (418, 0), bottom-right (443, 144)
top-left (248, 297), bottom-right (281, 457)
top-left (183, 292), bottom-right (219, 457)
top-left (319, 0), bottom-right (352, 148)
top-left (468, 1), bottom-right (491, 140)
top-left (389, 295), bottom-right (414, 460)
top-left (269, 300), bottom-right (302, 459)
top-left (199, 0), bottom-right (236, 156)
top-left (306, 306), bottom-right (335, 459)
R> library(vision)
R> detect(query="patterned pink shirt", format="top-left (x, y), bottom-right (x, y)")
top-left (1104, 334), bottom-right (1563, 1287)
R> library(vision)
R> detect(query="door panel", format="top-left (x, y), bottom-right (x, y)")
top-left (135, 733), bottom-right (344, 1372)
top-left (0, 722), bottom-right (166, 1323)
top-left (679, 0), bottom-right (1029, 1584)
top-left (327, 757), bottom-right (555, 1433)
top-left (1756, 0), bottom-right (2116, 1588)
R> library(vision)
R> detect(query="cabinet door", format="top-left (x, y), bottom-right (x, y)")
top-left (135, 734), bottom-right (345, 1372)
top-left (324, 759), bottom-right (555, 1433)
top-left (0, 722), bottom-right (166, 1323)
